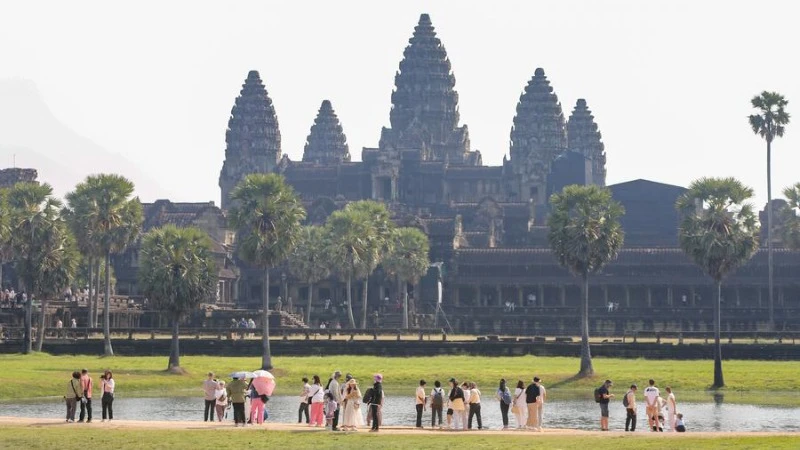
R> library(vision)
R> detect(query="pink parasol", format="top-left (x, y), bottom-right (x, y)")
top-left (252, 375), bottom-right (276, 396)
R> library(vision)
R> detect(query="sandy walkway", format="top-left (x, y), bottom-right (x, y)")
top-left (0, 416), bottom-right (797, 437)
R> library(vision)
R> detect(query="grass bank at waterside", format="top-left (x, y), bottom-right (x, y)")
top-left (2, 354), bottom-right (799, 405)
top-left (0, 419), bottom-right (798, 450)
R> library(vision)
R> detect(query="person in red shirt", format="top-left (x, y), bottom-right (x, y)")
top-left (79, 369), bottom-right (93, 422)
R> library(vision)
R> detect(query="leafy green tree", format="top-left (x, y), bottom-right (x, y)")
top-left (139, 225), bottom-right (217, 372)
top-left (343, 201), bottom-right (394, 328)
top-left (383, 227), bottom-right (430, 329)
top-left (7, 182), bottom-right (74, 354)
top-left (288, 226), bottom-right (331, 325)
top-left (65, 174), bottom-right (143, 356)
top-left (0, 189), bottom-right (11, 291)
top-left (62, 199), bottom-right (102, 328)
top-left (749, 91), bottom-right (790, 331)
top-left (326, 208), bottom-right (375, 328)
top-left (781, 183), bottom-right (800, 248)
top-left (676, 177), bottom-right (759, 388)
top-left (229, 173), bottom-right (305, 370)
top-left (548, 185), bottom-right (624, 376)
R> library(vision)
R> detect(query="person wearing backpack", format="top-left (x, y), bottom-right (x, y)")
top-left (430, 380), bottom-right (444, 428)
top-left (496, 379), bottom-right (512, 429)
top-left (624, 384), bottom-right (637, 432)
top-left (597, 379), bottom-right (614, 431)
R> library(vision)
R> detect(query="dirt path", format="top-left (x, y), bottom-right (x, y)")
top-left (0, 416), bottom-right (797, 437)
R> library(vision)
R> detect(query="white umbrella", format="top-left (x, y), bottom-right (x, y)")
top-left (252, 370), bottom-right (274, 379)
top-left (229, 371), bottom-right (255, 379)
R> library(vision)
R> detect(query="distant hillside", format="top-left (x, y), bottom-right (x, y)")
top-left (0, 79), bottom-right (165, 200)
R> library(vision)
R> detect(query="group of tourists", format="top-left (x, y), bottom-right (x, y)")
top-left (596, 379), bottom-right (685, 432)
top-left (63, 369), bottom-right (115, 423)
top-left (297, 371), bottom-right (385, 432)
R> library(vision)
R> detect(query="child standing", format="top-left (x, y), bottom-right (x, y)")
top-left (324, 392), bottom-right (338, 428)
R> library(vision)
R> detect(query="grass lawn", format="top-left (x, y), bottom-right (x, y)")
top-left (1, 353), bottom-right (799, 405)
top-left (0, 426), bottom-right (798, 450)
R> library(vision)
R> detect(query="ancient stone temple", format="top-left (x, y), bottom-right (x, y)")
top-left (214, 13), bottom-right (800, 334)
top-left (567, 99), bottom-right (606, 186)
top-left (218, 70), bottom-right (282, 210)
top-left (302, 100), bottom-right (350, 165)
top-left (0, 168), bottom-right (38, 188)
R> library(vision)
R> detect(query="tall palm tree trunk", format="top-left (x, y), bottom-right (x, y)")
top-left (767, 139), bottom-right (775, 331)
top-left (360, 278), bottom-right (369, 329)
top-left (22, 279), bottom-right (32, 354)
top-left (168, 314), bottom-right (181, 370)
top-left (87, 260), bottom-right (95, 328)
top-left (578, 273), bottom-right (594, 376)
top-left (306, 282), bottom-right (314, 325)
top-left (345, 276), bottom-right (355, 328)
top-left (94, 260), bottom-right (102, 330)
top-left (35, 298), bottom-right (47, 352)
top-left (400, 275), bottom-right (408, 329)
top-left (103, 251), bottom-right (113, 356)
top-left (261, 269), bottom-right (272, 370)
top-left (713, 280), bottom-right (725, 388)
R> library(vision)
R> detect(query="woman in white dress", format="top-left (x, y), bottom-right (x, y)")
top-left (341, 378), bottom-right (364, 430)
top-left (512, 380), bottom-right (527, 428)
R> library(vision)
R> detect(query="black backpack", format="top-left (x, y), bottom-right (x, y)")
top-left (363, 387), bottom-right (375, 404)
top-left (622, 391), bottom-right (630, 407)
top-left (594, 387), bottom-right (603, 403)
top-left (431, 388), bottom-right (444, 408)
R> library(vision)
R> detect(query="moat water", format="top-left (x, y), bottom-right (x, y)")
top-left (1, 395), bottom-right (798, 432)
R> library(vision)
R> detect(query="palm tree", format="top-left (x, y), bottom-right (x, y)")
top-left (7, 182), bottom-right (71, 354)
top-left (548, 185), bottom-right (624, 377)
top-left (0, 189), bottom-right (11, 292)
top-left (748, 91), bottom-right (790, 331)
top-left (326, 208), bottom-right (380, 328)
top-left (343, 201), bottom-right (395, 328)
top-left (139, 225), bottom-right (217, 372)
top-left (228, 173), bottom-right (305, 371)
top-left (288, 226), bottom-right (331, 325)
top-left (33, 221), bottom-right (78, 351)
top-left (382, 227), bottom-right (430, 329)
top-left (781, 183), bottom-right (800, 248)
top-left (62, 201), bottom-right (102, 328)
top-left (676, 177), bottom-right (759, 388)
top-left (65, 174), bottom-right (143, 356)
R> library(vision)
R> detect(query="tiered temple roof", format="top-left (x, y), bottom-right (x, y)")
top-left (567, 99), bottom-right (606, 186)
top-left (302, 100), bottom-right (351, 164)
top-left (379, 14), bottom-right (473, 163)
top-left (509, 68), bottom-right (568, 182)
top-left (219, 70), bottom-right (282, 209)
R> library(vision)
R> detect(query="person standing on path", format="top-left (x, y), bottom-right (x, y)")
top-left (226, 376), bottom-right (248, 427)
top-left (308, 375), bottom-right (325, 427)
top-left (533, 377), bottom-right (546, 430)
top-left (524, 378), bottom-right (541, 430)
top-left (298, 377), bottom-right (311, 424)
top-left (665, 386), bottom-right (677, 432)
top-left (644, 379), bottom-right (660, 431)
top-left (496, 379), bottom-right (511, 429)
top-left (64, 371), bottom-right (82, 423)
top-left (214, 380), bottom-right (227, 422)
top-left (430, 380), bottom-right (444, 428)
top-left (512, 380), bottom-right (527, 429)
top-left (624, 384), bottom-right (637, 432)
top-left (415, 379), bottom-right (427, 428)
top-left (203, 372), bottom-right (217, 422)
top-left (598, 379), bottom-right (614, 431)
top-left (328, 371), bottom-right (342, 431)
top-left (100, 370), bottom-right (115, 422)
top-left (467, 382), bottom-right (483, 430)
top-left (448, 378), bottom-right (466, 430)
top-left (79, 369), bottom-right (93, 423)
top-left (370, 374), bottom-right (384, 432)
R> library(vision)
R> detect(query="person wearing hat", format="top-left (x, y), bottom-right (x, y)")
top-left (370, 374), bottom-right (384, 432)
top-left (415, 379), bottom-right (427, 428)
top-left (625, 384), bottom-right (638, 432)
top-left (598, 379), bottom-right (614, 431)
top-left (341, 378), bottom-right (363, 430)
top-left (327, 371), bottom-right (342, 431)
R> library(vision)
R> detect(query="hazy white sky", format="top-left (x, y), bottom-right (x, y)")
top-left (1, 0), bottom-right (798, 208)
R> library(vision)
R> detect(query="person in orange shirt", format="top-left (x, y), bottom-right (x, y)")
top-left (79, 369), bottom-right (93, 423)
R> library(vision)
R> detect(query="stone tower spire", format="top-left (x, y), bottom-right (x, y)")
top-left (303, 100), bottom-right (351, 164)
top-left (509, 68), bottom-right (568, 203)
top-left (567, 98), bottom-right (606, 186)
top-left (219, 70), bottom-right (282, 209)
top-left (379, 13), bottom-right (472, 163)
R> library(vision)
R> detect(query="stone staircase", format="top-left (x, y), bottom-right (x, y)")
top-left (277, 310), bottom-right (308, 328)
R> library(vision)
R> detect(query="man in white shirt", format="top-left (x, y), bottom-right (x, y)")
top-left (415, 379), bottom-right (427, 428)
top-left (328, 371), bottom-right (342, 431)
top-left (643, 379), bottom-right (660, 431)
top-left (467, 382), bottom-right (482, 430)
top-left (203, 372), bottom-right (218, 422)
